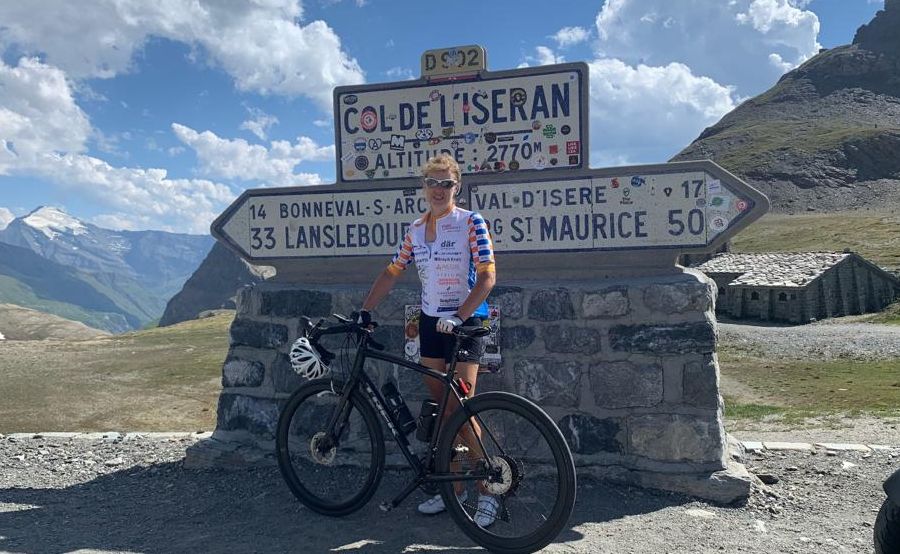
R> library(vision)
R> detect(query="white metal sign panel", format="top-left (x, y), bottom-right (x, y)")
top-left (335, 66), bottom-right (586, 182)
top-left (218, 188), bottom-right (427, 259)
top-left (469, 172), bottom-right (754, 253)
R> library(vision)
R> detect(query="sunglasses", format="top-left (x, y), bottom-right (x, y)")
top-left (423, 177), bottom-right (458, 189)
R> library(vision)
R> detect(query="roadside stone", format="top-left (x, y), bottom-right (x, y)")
top-left (755, 473), bottom-right (780, 484)
top-left (527, 288), bottom-right (575, 321)
top-left (582, 288), bottom-right (630, 318)
top-left (103, 457), bottom-right (125, 466)
top-left (229, 318), bottom-right (288, 349)
top-left (558, 413), bottom-right (626, 455)
top-left (814, 443), bottom-right (871, 452)
top-left (500, 326), bottom-right (535, 350)
top-left (609, 322), bottom-right (716, 354)
top-left (763, 442), bottom-right (814, 451)
top-left (629, 414), bottom-right (723, 463)
top-left (742, 441), bottom-right (764, 452)
top-left (512, 359), bottom-right (581, 407)
top-left (222, 356), bottom-right (265, 388)
top-left (589, 361), bottom-right (663, 409)
top-left (488, 286), bottom-right (524, 319)
top-left (543, 325), bottom-right (602, 354)
top-left (259, 288), bottom-right (332, 318)
top-left (643, 282), bottom-right (712, 314)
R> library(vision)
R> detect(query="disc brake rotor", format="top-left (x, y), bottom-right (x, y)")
top-left (309, 432), bottom-right (336, 465)
top-left (482, 455), bottom-right (523, 496)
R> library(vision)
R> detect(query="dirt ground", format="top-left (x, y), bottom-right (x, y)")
top-left (0, 434), bottom-right (896, 554)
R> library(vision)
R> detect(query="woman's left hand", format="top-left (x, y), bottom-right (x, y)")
top-left (436, 315), bottom-right (463, 334)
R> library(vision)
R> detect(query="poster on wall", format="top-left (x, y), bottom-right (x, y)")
top-left (404, 304), bottom-right (501, 373)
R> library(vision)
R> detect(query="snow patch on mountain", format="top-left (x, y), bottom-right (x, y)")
top-left (0, 208), bottom-right (13, 231)
top-left (23, 206), bottom-right (88, 239)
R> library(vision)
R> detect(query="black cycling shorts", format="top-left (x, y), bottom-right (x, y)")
top-left (419, 313), bottom-right (485, 364)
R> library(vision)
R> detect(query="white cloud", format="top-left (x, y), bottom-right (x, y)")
top-left (552, 26), bottom-right (590, 48)
top-left (0, 57), bottom-right (233, 233)
top-left (240, 107), bottom-right (280, 140)
top-left (0, 207), bottom-right (14, 230)
top-left (588, 59), bottom-right (737, 164)
top-left (313, 119), bottom-right (332, 128)
top-left (0, 0), bottom-right (365, 109)
top-left (385, 66), bottom-right (415, 80)
top-left (172, 123), bottom-right (330, 187)
top-left (0, 58), bottom-right (91, 174)
top-left (595, 0), bottom-right (820, 96)
top-left (518, 46), bottom-right (565, 68)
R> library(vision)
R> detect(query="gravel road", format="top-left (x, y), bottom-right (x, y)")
top-left (1, 434), bottom-right (897, 553)
top-left (718, 321), bottom-right (900, 361)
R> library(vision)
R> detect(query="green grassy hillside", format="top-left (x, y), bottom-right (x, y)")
top-left (732, 211), bottom-right (900, 271)
top-left (0, 311), bottom-right (233, 433)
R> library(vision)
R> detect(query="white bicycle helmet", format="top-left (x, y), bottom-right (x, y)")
top-left (289, 337), bottom-right (330, 379)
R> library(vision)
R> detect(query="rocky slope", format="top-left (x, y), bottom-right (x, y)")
top-left (158, 243), bottom-right (273, 327)
top-left (673, 0), bottom-right (900, 214)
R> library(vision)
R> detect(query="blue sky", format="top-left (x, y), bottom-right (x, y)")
top-left (0, 0), bottom-right (885, 234)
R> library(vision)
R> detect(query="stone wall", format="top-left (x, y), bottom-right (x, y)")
top-left (189, 268), bottom-right (751, 503)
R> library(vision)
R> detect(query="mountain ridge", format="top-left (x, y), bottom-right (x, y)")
top-left (0, 207), bottom-right (213, 331)
top-left (673, 0), bottom-right (900, 213)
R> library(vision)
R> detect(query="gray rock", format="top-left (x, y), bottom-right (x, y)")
top-left (259, 288), bottom-right (332, 318)
top-left (217, 394), bottom-right (281, 437)
top-left (590, 361), bottom-right (663, 409)
top-left (583, 288), bottom-right (630, 318)
top-left (683, 357), bottom-right (721, 409)
top-left (229, 318), bottom-right (288, 349)
top-left (222, 356), bottom-right (266, 388)
top-left (628, 414), bottom-right (724, 463)
top-left (271, 353), bottom-right (306, 394)
top-left (609, 322), bottom-right (716, 354)
top-left (500, 326), bottom-right (535, 350)
top-left (513, 359), bottom-right (582, 407)
top-left (543, 325), bottom-right (602, 354)
top-left (488, 286), bottom-right (524, 319)
top-left (643, 282), bottom-right (712, 314)
top-left (527, 288), bottom-right (575, 321)
top-left (558, 413), bottom-right (626, 454)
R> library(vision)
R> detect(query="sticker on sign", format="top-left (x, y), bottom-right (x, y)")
top-left (333, 63), bottom-right (588, 182)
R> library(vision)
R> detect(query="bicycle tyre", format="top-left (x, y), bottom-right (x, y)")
top-left (276, 378), bottom-right (385, 516)
top-left (875, 496), bottom-right (900, 554)
top-left (434, 392), bottom-right (576, 554)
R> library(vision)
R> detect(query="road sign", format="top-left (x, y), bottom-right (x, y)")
top-left (333, 62), bottom-right (588, 183)
top-left (469, 162), bottom-right (767, 253)
top-left (211, 161), bottom-right (768, 263)
top-left (421, 45), bottom-right (486, 78)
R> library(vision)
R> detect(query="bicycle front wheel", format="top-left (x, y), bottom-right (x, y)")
top-left (435, 392), bottom-right (576, 554)
top-left (276, 378), bottom-right (385, 516)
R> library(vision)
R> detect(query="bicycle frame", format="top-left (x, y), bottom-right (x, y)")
top-left (317, 325), bottom-right (495, 511)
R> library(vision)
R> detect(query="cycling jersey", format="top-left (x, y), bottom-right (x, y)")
top-left (387, 207), bottom-right (495, 318)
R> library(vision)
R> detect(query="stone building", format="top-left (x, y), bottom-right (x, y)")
top-left (697, 252), bottom-right (900, 324)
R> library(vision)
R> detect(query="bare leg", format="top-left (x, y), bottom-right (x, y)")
top-left (420, 357), bottom-right (481, 495)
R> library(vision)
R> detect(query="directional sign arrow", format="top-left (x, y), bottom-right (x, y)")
top-left (211, 160), bottom-right (768, 265)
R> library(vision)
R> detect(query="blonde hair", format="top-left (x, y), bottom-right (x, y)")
top-left (422, 153), bottom-right (461, 183)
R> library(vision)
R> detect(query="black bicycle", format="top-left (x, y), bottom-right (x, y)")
top-left (275, 314), bottom-right (577, 554)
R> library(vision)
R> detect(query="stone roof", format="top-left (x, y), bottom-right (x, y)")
top-left (697, 252), bottom-right (850, 288)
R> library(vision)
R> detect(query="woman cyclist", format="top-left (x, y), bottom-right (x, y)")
top-left (356, 153), bottom-right (498, 526)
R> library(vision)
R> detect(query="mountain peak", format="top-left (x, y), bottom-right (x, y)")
top-left (853, 0), bottom-right (900, 54)
top-left (0, 208), bottom-right (13, 231)
top-left (22, 206), bottom-right (88, 239)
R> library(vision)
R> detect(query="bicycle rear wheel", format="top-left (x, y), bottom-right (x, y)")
top-left (276, 378), bottom-right (385, 516)
top-left (434, 392), bottom-right (576, 554)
